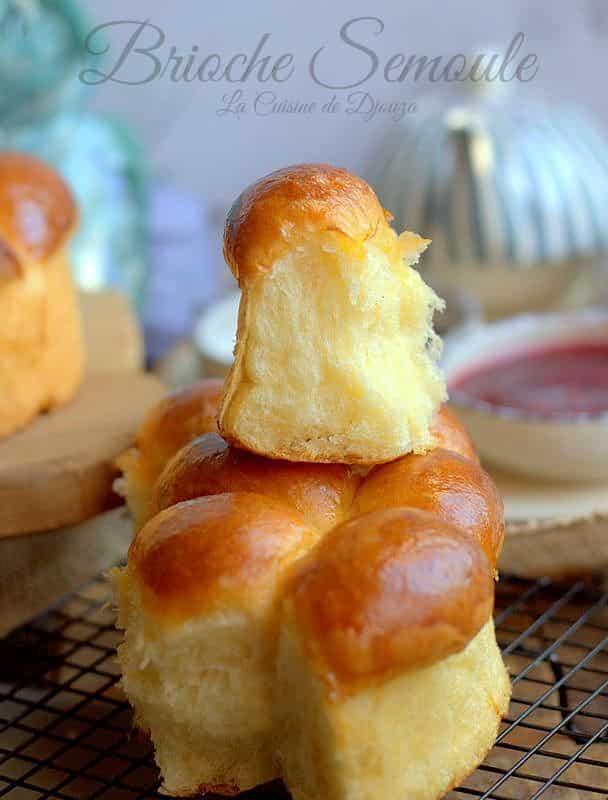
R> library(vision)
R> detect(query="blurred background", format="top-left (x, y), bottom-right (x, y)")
top-left (86, 0), bottom-right (608, 204)
top-left (5, 0), bottom-right (608, 372)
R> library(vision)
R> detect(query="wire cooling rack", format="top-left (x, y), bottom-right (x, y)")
top-left (0, 574), bottom-right (606, 799)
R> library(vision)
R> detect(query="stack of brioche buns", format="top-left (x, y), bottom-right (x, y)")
top-left (113, 165), bottom-right (510, 800)
top-left (0, 152), bottom-right (83, 438)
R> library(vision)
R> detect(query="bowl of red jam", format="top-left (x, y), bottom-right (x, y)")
top-left (443, 309), bottom-right (608, 483)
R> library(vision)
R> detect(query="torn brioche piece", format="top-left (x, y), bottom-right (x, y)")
top-left (112, 492), bottom-right (321, 796)
top-left (218, 163), bottom-right (446, 463)
top-left (275, 507), bottom-right (510, 800)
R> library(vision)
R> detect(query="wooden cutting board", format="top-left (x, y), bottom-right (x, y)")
top-left (0, 506), bottom-right (131, 636)
top-left (496, 467), bottom-right (608, 579)
top-left (0, 291), bottom-right (165, 538)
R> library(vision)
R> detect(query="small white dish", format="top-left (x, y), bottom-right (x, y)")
top-left (194, 291), bottom-right (240, 378)
top-left (443, 308), bottom-right (608, 483)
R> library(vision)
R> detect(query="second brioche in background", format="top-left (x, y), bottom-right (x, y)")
top-left (0, 152), bottom-right (83, 437)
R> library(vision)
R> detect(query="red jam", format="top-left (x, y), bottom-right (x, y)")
top-left (449, 341), bottom-right (608, 417)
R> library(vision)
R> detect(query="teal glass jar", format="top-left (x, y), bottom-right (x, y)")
top-left (0, 0), bottom-right (149, 313)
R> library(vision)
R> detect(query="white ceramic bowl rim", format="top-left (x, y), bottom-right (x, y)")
top-left (194, 291), bottom-right (240, 365)
top-left (443, 307), bottom-right (608, 425)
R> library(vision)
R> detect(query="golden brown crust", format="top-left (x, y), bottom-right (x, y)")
top-left (0, 152), bottom-right (77, 263)
top-left (134, 379), bottom-right (223, 484)
top-left (122, 397), bottom-right (500, 675)
top-left (287, 507), bottom-right (493, 697)
top-left (0, 238), bottom-right (21, 280)
top-left (129, 492), bottom-right (319, 623)
top-left (155, 432), bottom-right (361, 532)
top-left (353, 448), bottom-right (504, 570)
top-left (223, 163), bottom-right (393, 286)
top-left (116, 379), bottom-right (224, 529)
top-left (430, 405), bottom-right (479, 463)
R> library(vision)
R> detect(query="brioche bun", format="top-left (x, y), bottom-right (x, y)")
top-left (114, 492), bottom-right (320, 795)
top-left (154, 432), bottom-right (360, 533)
top-left (217, 164), bottom-right (446, 463)
top-left (0, 152), bottom-right (82, 437)
top-left (116, 379), bottom-right (223, 530)
top-left (353, 448), bottom-right (504, 570)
